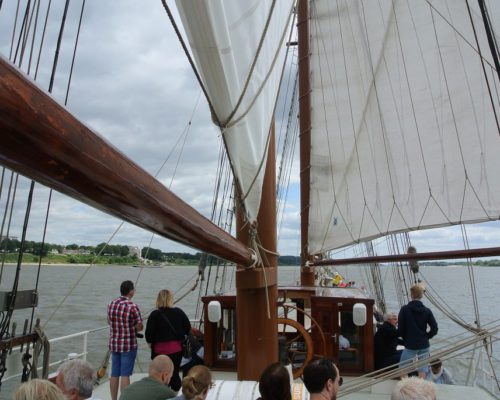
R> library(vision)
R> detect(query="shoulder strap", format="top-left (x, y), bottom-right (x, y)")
top-left (159, 310), bottom-right (180, 338)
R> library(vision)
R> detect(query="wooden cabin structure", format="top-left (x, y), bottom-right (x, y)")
top-left (202, 286), bottom-right (375, 377)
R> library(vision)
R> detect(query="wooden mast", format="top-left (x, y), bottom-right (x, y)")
top-left (235, 125), bottom-right (278, 380)
top-left (298, 0), bottom-right (315, 286)
top-left (0, 57), bottom-right (254, 267)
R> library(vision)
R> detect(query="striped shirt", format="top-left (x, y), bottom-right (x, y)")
top-left (107, 296), bottom-right (142, 352)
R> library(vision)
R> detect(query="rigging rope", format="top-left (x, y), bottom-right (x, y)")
top-left (33, 0), bottom-right (52, 81)
top-left (43, 88), bottom-right (202, 328)
top-left (18, 0), bottom-right (88, 330)
top-left (24, 0), bottom-right (40, 76)
top-left (340, 326), bottom-right (500, 396)
top-left (11, 0), bottom-right (30, 64)
top-left (47, 0), bottom-right (69, 93)
top-left (221, 0), bottom-right (278, 128)
top-left (237, 3), bottom-right (296, 205)
top-left (477, 0), bottom-right (500, 84)
top-left (7, 0), bottom-right (21, 60)
top-left (159, 0), bottom-right (221, 127)
top-left (161, 0), bottom-right (296, 226)
top-left (0, 172), bottom-right (17, 285)
top-left (276, 46), bottom-right (299, 238)
top-left (31, 189), bottom-right (52, 334)
top-left (460, 224), bottom-right (482, 327)
top-left (224, 1), bottom-right (296, 130)
top-left (1, 181), bottom-right (35, 339)
top-left (308, 0), bottom-right (500, 252)
top-left (64, 0), bottom-right (86, 105)
top-left (465, 0), bottom-right (500, 135)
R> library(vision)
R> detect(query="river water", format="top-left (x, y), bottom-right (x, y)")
top-left (0, 263), bottom-right (498, 398)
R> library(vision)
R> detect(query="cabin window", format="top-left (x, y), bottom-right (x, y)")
top-left (339, 310), bottom-right (360, 364)
top-left (217, 307), bottom-right (236, 361)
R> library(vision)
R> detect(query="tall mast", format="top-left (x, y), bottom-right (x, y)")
top-left (235, 125), bottom-right (278, 380)
top-left (298, 0), bottom-right (315, 285)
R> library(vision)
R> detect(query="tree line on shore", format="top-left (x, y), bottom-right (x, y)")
top-left (0, 238), bottom-right (301, 265)
top-left (6, 238), bottom-right (495, 266)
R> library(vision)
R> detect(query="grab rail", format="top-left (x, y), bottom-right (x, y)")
top-left (2, 330), bottom-right (90, 382)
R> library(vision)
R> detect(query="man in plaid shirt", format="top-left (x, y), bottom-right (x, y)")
top-left (107, 280), bottom-right (143, 400)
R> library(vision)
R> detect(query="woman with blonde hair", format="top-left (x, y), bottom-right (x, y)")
top-left (146, 289), bottom-right (191, 392)
top-left (13, 378), bottom-right (64, 400)
top-left (170, 365), bottom-right (213, 400)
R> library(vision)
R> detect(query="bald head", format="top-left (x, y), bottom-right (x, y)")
top-left (149, 355), bottom-right (174, 384)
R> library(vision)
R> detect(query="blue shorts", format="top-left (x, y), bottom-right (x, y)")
top-left (111, 349), bottom-right (137, 377)
top-left (399, 347), bottom-right (430, 373)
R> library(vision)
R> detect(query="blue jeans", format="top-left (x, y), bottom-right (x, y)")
top-left (399, 347), bottom-right (430, 373)
top-left (111, 349), bottom-right (137, 377)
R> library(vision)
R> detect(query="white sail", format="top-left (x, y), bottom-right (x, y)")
top-left (308, 0), bottom-right (500, 254)
top-left (175, 0), bottom-right (294, 222)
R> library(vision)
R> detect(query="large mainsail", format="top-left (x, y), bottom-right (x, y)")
top-left (308, 0), bottom-right (500, 254)
top-left (175, 0), bottom-right (294, 222)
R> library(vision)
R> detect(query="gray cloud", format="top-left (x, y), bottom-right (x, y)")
top-left (1, 1), bottom-right (499, 260)
top-left (0, 1), bottom-right (303, 256)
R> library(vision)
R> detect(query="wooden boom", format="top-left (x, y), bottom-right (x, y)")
top-left (311, 246), bottom-right (500, 267)
top-left (0, 56), bottom-right (253, 267)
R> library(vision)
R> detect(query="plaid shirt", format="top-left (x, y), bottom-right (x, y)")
top-left (107, 296), bottom-right (142, 352)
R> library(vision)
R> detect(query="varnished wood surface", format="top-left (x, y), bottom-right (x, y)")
top-left (0, 56), bottom-right (253, 266)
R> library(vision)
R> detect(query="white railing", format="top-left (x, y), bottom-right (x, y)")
top-left (2, 318), bottom-right (204, 384)
top-left (3, 330), bottom-right (90, 382)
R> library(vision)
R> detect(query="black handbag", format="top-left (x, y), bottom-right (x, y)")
top-left (182, 335), bottom-right (193, 358)
top-left (159, 311), bottom-right (194, 358)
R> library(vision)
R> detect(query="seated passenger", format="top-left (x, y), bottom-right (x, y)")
top-left (119, 355), bottom-right (175, 400)
top-left (374, 312), bottom-right (403, 370)
top-left (391, 377), bottom-right (436, 400)
top-left (257, 362), bottom-right (291, 400)
top-left (425, 359), bottom-right (454, 385)
top-left (339, 334), bottom-right (350, 350)
top-left (13, 379), bottom-right (64, 400)
top-left (169, 365), bottom-right (213, 400)
top-left (303, 358), bottom-right (342, 400)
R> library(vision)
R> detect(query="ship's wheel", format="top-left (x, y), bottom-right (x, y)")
top-left (277, 304), bottom-right (327, 378)
top-left (277, 317), bottom-right (313, 378)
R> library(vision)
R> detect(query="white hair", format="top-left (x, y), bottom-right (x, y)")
top-left (383, 312), bottom-right (397, 322)
top-left (57, 359), bottom-right (95, 398)
top-left (391, 377), bottom-right (436, 400)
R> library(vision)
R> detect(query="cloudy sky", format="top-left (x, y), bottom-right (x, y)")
top-left (1, 1), bottom-right (499, 259)
top-left (0, 0), bottom-right (303, 256)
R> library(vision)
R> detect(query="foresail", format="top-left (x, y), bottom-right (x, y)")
top-left (308, 0), bottom-right (500, 254)
top-left (175, 1), bottom-right (294, 222)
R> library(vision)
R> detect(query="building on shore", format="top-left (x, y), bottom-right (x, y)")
top-left (128, 246), bottom-right (142, 259)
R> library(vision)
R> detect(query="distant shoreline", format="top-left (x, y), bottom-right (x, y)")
top-left (4, 262), bottom-right (499, 268)
top-left (3, 262), bottom-right (172, 267)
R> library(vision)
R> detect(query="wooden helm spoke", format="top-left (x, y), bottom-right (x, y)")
top-left (277, 303), bottom-right (327, 359)
top-left (277, 317), bottom-right (313, 379)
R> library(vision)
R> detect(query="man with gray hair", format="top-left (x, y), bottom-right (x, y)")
top-left (374, 312), bottom-right (403, 370)
top-left (56, 359), bottom-right (99, 400)
top-left (391, 377), bottom-right (436, 400)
